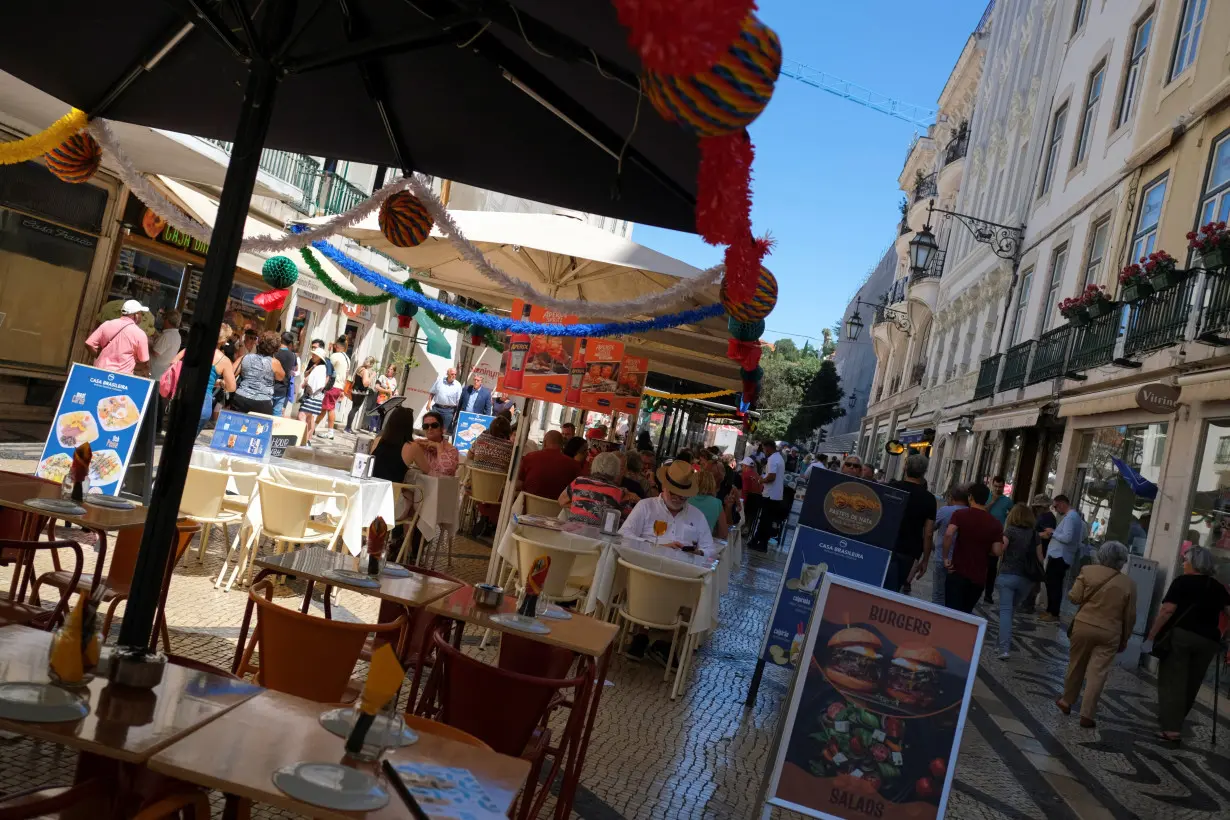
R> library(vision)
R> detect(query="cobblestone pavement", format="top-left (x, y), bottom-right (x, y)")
top-left (1, 435), bottom-right (1229, 818)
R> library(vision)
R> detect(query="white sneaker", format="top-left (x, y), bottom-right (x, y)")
top-left (319, 430), bottom-right (334, 439)
top-left (998, 652), bottom-right (1010, 660)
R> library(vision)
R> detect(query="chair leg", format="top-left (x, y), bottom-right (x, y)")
top-left (663, 626), bottom-right (680, 684)
top-left (197, 522), bottom-right (212, 563)
top-left (223, 531), bottom-right (258, 592)
top-left (101, 597), bottom-right (123, 641)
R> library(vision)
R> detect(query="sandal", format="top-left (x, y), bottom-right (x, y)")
top-left (1079, 717), bottom-right (1096, 729)
top-left (1055, 698), bottom-right (1071, 716)
top-left (1157, 732), bottom-right (1181, 745)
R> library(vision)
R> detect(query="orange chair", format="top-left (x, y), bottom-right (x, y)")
top-left (243, 579), bottom-right (405, 703)
top-left (0, 777), bottom-right (110, 819)
top-left (0, 539), bottom-right (82, 630)
top-left (150, 521), bottom-right (202, 653)
top-left (404, 714), bottom-right (492, 750)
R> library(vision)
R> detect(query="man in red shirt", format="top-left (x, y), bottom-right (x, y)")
top-left (516, 430), bottom-right (581, 500)
top-left (941, 482), bottom-right (1005, 613)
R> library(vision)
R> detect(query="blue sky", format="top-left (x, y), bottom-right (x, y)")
top-left (632, 0), bottom-right (992, 347)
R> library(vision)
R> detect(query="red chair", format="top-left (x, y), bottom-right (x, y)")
top-left (498, 632), bottom-right (576, 680)
top-left (0, 539), bottom-right (82, 629)
top-left (0, 778), bottom-right (110, 819)
top-left (424, 629), bottom-right (587, 820)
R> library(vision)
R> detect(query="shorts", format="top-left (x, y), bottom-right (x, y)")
top-left (321, 387), bottom-right (343, 411)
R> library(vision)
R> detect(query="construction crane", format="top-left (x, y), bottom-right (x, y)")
top-left (779, 58), bottom-right (937, 128)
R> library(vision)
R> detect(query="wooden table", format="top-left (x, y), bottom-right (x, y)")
top-left (148, 688), bottom-right (530, 820)
top-left (230, 547), bottom-right (463, 672)
top-left (0, 626), bottom-right (260, 764)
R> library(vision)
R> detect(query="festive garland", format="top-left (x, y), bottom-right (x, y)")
top-left (0, 109), bottom-right (88, 165)
top-left (298, 246), bottom-right (397, 305)
top-left (310, 239), bottom-right (726, 337)
top-left (643, 387), bottom-right (736, 400)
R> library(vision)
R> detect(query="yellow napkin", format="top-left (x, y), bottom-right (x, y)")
top-left (361, 643), bottom-right (403, 715)
top-left (50, 596), bottom-right (86, 683)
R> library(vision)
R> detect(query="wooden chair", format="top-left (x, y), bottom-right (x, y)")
top-left (0, 778), bottom-right (110, 820)
top-left (403, 714), bottom-right (492, 750)
top-left (181, 464), bottom-right (242, 564)
top-left (240, 579), bottom-right (404, 703)
top-left (218, 479), bottom-right (349, 591)
top-left (522, 492), bottom-right (563, 518)
top-left (614, 559), bottom-right (705, 700)
top-left (0, 539), bottom-right (82, 630)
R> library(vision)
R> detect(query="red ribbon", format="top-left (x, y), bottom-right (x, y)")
top-left (253, 288), bottom-right (289, 311)
top-left (726, 338), bottom-right (762, 370)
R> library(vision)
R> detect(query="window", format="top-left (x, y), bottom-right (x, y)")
top-left (1072, 0), bottom-right (1089, 35)
top-left (1074, 63), bottom-right (1106, 167)
top-left (1198, 131), bottom-right (1230, 227)
top-left (1185, 419), bottom-right (1230, 584)
top-left (1130, 175), bottom-right (1167, 262)
top-left (1082, 217), bottom-right (1111, 290)
top-left (1169, 0), bottom-right (1206, 81)
top-left (1041, 244), bottom-right (1069, 331)
top-left (1216, 435), bottom-right (1230, 464)
top-left (1040, 104), bottom-right (1068, 196)
top-left (1010, 267), bottom-right (1033, 345)
top-left (1117, 12), bottom-right (1154, 127)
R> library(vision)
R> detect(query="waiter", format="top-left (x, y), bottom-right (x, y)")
top-left (428, 367), bottom-right (463, 437)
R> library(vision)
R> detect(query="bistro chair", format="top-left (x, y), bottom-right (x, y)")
top-left (220, 459), bottom-right (263, 550)
top-left (181, 464), bottom-right (243, 564)
top-left (0, 539), bottom-right (82, 630)
top-left (512, 532), bottom-right (600, 605)
top-left (521, 493), bottom-right (563, 518)
top-left (615, 559), bottom-right (705, 700)
top-left (462, 465), bottom-right (506, 532)
top-left (403, 714), bottom-right (492, 751)
top-left (390, 481), bottom-right (426, 564)
top-left (240, 579), bottom-right (405, 703)
top-left (423, 628), bottom-right (587, 820)
top-left (0, 777), bottom-right (110, 820)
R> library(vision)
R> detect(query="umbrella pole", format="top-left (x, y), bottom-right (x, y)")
top-left (116, 22), bottom-right (290, 649)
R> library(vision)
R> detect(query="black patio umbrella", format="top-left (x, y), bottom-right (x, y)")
top-left (1, 0), bottom-right (704, 650)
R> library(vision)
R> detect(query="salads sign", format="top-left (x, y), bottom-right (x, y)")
top-left (36, 364), bottom-right (154, 495)
top-left (209, 411), bottom-right (273, 460)
top-left (765, 575), bottom-right (985, 820)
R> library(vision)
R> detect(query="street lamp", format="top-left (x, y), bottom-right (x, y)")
top-left (908, 224), bottom-right (939, 276)
top-left (845, 311), bottom-right (865, 342)
top-left (913, 199), bottom-right (1024, 262)
top-left (847, 389), bottom-right (857, 410)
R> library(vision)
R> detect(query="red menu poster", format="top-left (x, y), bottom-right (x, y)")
top-left (615, 355), bottom-right (648, 413)
top-left (574, 338), bottom-right (624, 413)
top-left (498, 299), bottom-right (577, 403)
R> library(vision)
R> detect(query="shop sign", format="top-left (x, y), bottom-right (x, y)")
top-left (1135, 382), bottom-right (1179, 414)
top-left (799, 469), bottom-right (908, 551)
top-left (341, 303), bottom-right (372, 321)
top-left (19, 215), bottom-right (96, 249)
top-left (123, 198), bottom-right (209, 256)
top-left (764, 575), bottom-right (985, 820)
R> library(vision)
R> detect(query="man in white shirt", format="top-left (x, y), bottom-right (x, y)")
top-left (428, 367), bottom-right (463, 436)
top-left (149, 309), bottom-right (182, 379)
top-left (750, 440), bottom-right (786, 552)
top-left (620, 460), bottom-right (715, 557)
top-left (315, 335), bottom-right (351, 439)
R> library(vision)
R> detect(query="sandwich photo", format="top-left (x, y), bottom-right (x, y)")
top-left (823, 627), bottom-right (883, 693)
top-left (885, 644), bottom-right (946, 709)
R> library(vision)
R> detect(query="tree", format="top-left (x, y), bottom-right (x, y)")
top-left (821, 327), bottom-right (837, 359)
top-left (786, 358), bottom-right (844, 443)
top-left (756, 345), bottom-right (819, 441)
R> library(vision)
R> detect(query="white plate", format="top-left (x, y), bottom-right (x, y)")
top-left (85, 496), bottom-right (135, 510)
top-left (272, 762), bottom-right (389, 811)
top-left (23, 498), bottom-right (86, 516)
top-left (322, 569), bottom-right (381, 589)
top-left (381, 563), bottom-right (411, 578)
top-left (318, 707), bottom-right (419, 747)
top-left (490, 613), bottom-right (551, 634)
top-left (0, 683), bottom-right (89, 723)
top-left (539, 604), bottom-right (573, 621)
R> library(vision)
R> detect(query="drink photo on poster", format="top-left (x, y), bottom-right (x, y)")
top-left (767, 576), bottom-right (985, 820)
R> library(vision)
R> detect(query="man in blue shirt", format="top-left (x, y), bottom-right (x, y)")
top-left (983, 475), bottom-right (1013, 604)
top-left (1040, 494), bottom-right (1085, 621)
top-left (930, 485), bottom-right (969, 606)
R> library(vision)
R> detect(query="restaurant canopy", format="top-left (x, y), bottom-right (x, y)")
top-left (327, 210), bottom-right (743, 389)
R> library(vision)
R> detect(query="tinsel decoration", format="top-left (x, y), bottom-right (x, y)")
top-left (378, 190), bottom-right (433, 248)
top-left (721, 256), bottom-right (776, 319)
top-left (697, 132), bottom-right (753, 246)
top-left (643, 387), bottom-right (736, 400)
top-left (1, 108), bottom-right (88, 166)
top-left (298, 247), bottom-right (396, 305)
top-left (395, 299), bottom-right (417, 329)
top-left (612, 0), bottom-right (754, 75)
top-left (44, 132), bottom-right (101, 184)
top-left (254, 289), bottom-right (289, 311)
top-left (261, 255), bottom-right (299, 289)
top-left (727, 316), bottom-right (765, 341)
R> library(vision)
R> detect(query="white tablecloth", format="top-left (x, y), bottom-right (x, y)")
top-left (584, 536), bottom-right (719, 634)
top-left (406, 471), bottom-right (460, 541)
top-left (191, 448), bottom-right (395, 555)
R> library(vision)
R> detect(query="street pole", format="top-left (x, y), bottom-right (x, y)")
top-left (117, 3), bottom-right (294, 649)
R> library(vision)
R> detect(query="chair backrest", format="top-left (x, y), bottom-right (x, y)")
top-left (522, 493), bottom-right (563, 518)
top-left (104, 526), bottom-right (144, 591)
top-left (250, 580), bottom-right (404, 702)
top-left (430, 629), bottom-right (583, 757)
top-left (374, 565), bottom-right (464, 667)
top-left (514, 536), bottom-right (598, 598)
top-left (165, 653), bottom-right (239, 679)
top-left (157, 518), bottom-right (202, 606)
top-left (497, 632), bottom-right (576, 680)
top-left (468, 467), bottom-right (506, 504)
top-left (256, 479), bottom-right (325, 539)
top-left (180, 466), bottom-right (231, 519)
top-left (227, 461), bottom-right (264, 499)
top-left (403, 714), bottom-right (492, 751)
top-left (618, 559), bottom-right (704, 629)
top-left (1, 539), bottom-right (82, 628)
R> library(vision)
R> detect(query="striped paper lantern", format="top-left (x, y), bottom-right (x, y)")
top-left (721, 266), bottom-right (777, 322)
top-left (379, 191), bottom-right (433, 248)
top-left (643, 14), bottom-right (781, 138)
top-left (44, 133), bottom-right (101, 184)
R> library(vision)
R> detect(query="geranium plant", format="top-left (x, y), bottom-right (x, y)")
top-left (1058, 284), bottom-right (1114, 322)
top-left (1189, 221), bottom-right (1230, 269)
top-left (1118, 262), bottom-right (1146, 288)
top-left (1140, 249), bottom-right (1177, 277)
top-left (1058, 296), bottom-right (1086, 319)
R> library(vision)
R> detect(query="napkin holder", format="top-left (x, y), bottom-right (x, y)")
top-left (105, 647), bottom-right (166, 689)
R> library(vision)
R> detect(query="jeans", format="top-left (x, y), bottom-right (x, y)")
top-left (272, 395), bottom-right (287, 417)
top-left (1045, 556), bottom-right (1069, 616)
top-left (345, 392), bottom-right (373, 431)
top-left (995, 573), bottom-right (1033, 654)
top-left (931, 555), bottom-right (947, 605)
top-left (1157, 627), bottom-right (1221, 733)
top-left (984, 554), bottom-right (999, 602)
top-left (944, 573), bottom-right (983, 613)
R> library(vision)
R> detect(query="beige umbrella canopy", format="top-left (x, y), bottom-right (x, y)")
top-left (332, 210), bottom-right (742, 390)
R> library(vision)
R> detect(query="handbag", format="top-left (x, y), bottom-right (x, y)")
top-left (1067, 572), bottom-right (1117, 638)
top-left (1150, 578), bottom-right (1209, 660)
top-left (158, 359), bottom-right (181, 399)
top-left (1025, 531), bottom-right (1046, 583)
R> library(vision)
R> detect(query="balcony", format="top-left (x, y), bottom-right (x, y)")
top-left (1123, 274), bottom-right (1197, 357)
top-left (899, 217), bottom-right (911, 236)
top-left (943, 127), bottom-right (969, 166)
top-left (913, 171), bottom-right (938, 204)
top-left (911, 249), bottom-right (945, 283)
top-left (1199, 271), bottom-right (1230, 343)
top-left (1067, 308), bottom-right (1120, 374)
top-left (999, 341), bottom-right (1033, 391)
top-left (974, 354), bottom-right (1001, 400)
top-left (885, 277), bottom-right (909, 306)
top-left (205, 139), bottom-right (320, 195)
top-left (1028, 325), bottom-right (1073, 384)
top-left (303, 171), bottom-right (368, 216)
top-left (909, 362), bottom-right (927, 387)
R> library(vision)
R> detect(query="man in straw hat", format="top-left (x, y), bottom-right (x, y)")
top-left (620, 458), bottom-right (715, 558)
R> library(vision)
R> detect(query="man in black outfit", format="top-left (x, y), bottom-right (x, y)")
top-left (885, 454), bottom-right (936, 594)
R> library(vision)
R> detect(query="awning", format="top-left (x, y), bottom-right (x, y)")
top-left (1178, 370), bottom-right (1230, 404)
top-left (1057, 385), bottom-right (1142, 418)
top-left (935, 419), bottom-right (961, 437)
top-left (973, 406), bottom-right (1040, 432)
top-left (414, 311), bottom-right (452, 359)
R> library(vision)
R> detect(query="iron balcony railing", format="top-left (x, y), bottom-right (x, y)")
top-left (884, 277), bottom-right (908, 305)
top-left (1028, 325), bottom-right (1073, 384)
top-left (999, 341), bottom-right (1033, 391)
top-left (205, 139), bottom-right (321, 193)
top-left (1067, 307), bottom-right (1120, 373)
top-left (912, 248), bottom-right (946, 283)
top-left (899, 217), bottom-right (911, 236)
top-left (1199, 272), bottom-right (1230, 341)
top-left (909, 362), bottom-right (927, 387)
top-left (944, 129), bottom-right (969, 166)
top-left (913, 171), bottom-right (938, 204)
top-left (974, 354), bottom-right (1001, 400)
top-left (303, 171), bottom-right (368, 216)
top-left (1124, 274), bottom-right (1198, 357)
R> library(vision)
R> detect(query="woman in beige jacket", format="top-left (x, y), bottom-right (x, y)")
top-left (1056, 541), bottom-right (1137, 728)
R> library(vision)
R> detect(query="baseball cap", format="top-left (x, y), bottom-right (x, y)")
top-left (740, 456), bottom-right (755, 467)
top-left (121, 299), bottom-right (149, 315)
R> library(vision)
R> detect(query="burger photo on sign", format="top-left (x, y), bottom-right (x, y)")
top-left (815, 623), bottom-right (956, 717)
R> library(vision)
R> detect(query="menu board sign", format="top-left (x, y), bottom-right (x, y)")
top-left (453, 411), bottom-right (494, 456)
top-left (209, 411), bottom-right (273, 459)
top-left (616, 354), bottom-right (648, 413)
top-left (765, 576), bottom-right (984, 820)
top-left (574, 338), bottom-right (624, 412)
top-left (799, 469), bottom-right (909, 552)
top-left (36, 364), bottom-right (154, 495)
top-left (761, 527), bottom-right (890, 670)
top-left (498, 299), bottom-right (578, 403)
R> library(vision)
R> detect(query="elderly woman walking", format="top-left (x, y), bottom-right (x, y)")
top-left (1147, 546), bottom-right (1230, 744)
top-left (1056, 541), bottom-right (1136, 728)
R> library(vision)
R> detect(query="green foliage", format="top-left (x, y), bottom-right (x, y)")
top-left (756, 340), bottom-right (842, 443)
top-left (786, 359), bottom-right (844, 443)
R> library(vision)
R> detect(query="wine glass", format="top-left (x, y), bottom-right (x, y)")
top-left (653, 520), bottom-right (667, 549)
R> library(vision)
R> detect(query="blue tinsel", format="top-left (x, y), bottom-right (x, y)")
top-left (308, 239), bottom-right (726, 337)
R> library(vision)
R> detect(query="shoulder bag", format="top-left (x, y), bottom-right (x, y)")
top-left (1067, 572), bottom-right (1118, 639)
top-left (1150, 577), bottom-right (1211, 660)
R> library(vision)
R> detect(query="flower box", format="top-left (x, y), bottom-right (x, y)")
top-left (1199, 246), bottom-right (1227, 271)
top-left (1087, 298), bottom-right (1115, 319)
top-left (1066, 307), bottom-right (1090, 327)
top-left (1190, 222), bottom-right (1230, 271)
top-left (1121, 282), bottom-right (1152, 302)
top-left (1148, 268), bottom-right (1181, 291)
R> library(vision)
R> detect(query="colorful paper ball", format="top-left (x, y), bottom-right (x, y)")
top-left (44, 133), bottom-right (101, 184)
top-left (395, 299), bottom-right (418, 318)
top-left (643, 14), bottom-right (782, 138)
top-left (721, 266), bottom-right (778, 322)
top-left (727, 316), bottom-right (765, 341)
top-left (739, 366), bottom-right (763, 382)
top-left (261, 255), bottom-right (299, 289)
top-left (379, 191), bottom-right (433, 248)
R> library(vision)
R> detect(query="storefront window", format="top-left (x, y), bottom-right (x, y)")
top-left (109, 247), bottom-right (185, 327)
top-left (1002, 431), bottom-right (1022, 496)
top-left (1185, 419), bottom-right (1230, 584)
top-left (1042, 433), bottom-right (1062, 499)
top-left (1073, 422), bottom-right (1166, 554)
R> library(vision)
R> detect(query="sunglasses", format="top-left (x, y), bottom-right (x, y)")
top-left (843, 462), bottom-right (858, 468)
top-left (422, 422), bottom-right (441, 430)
